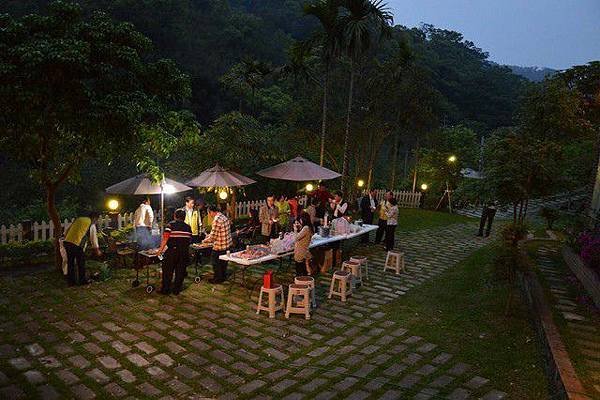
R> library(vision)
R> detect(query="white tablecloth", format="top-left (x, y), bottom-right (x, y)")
top-left (219, 224), bottom-right (377, 266)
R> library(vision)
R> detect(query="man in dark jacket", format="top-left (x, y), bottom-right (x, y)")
top-left (359, 189), bottom-right (378, 243)
top-left (156, 209), bottom-right (192, 295)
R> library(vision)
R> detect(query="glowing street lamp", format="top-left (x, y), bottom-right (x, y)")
top-left (420, 183), bottom-right (428, 191)
top-left (306, 183), bottom-right (314, 192)
top-left (448, 155), bottom-right (457, 163)
top-left (357, 179), bottom-right (365, 188)
top-left (107, 199), bottom-right (120, 211)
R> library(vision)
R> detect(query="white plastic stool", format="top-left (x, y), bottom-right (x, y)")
top-left (384, 251), bottom-right (405, 275)
top-left (294, 276), bottom-right (317, 308)
top-left (341, 260), bottom-right (362, 288)
top-left (349, 256), bottom-right (369, 281)
top-left (256, 284), bottom-right (285, 318)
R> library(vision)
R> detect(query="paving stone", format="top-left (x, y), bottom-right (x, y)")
top-left (480, 390), bottom-right (507, 400)
top-left (135, 341), bottom-right (157, 354)
top-left (137, 382), bottom-right (161, 397)
top-left (71, 384), bottom-right (96, 400)
top-left (271, 378), bottom-right (298, 393)
top-left (104, 382), bottom-right (128, 398)
top-left (346, 390), bottom-right (370, 400)
top-left (37, 384), bottom-right (60, 400)
top-left (154, 353), bottom-right (175, 367)
top-left (198, 377), bottom-right (222, 393)
top-left (116, 369), bottom-right (136, 383)
top-left (174, 364), bottom-right (200, 379)
top-left (334, 376), bottom-right (359, 391)
top-left (147, 366), bottom-right (169, 380)
top-left (86, 368), bottom-right (110, 384)
top-left (379, 389), bottom-right (402, 400)
top-left (239, 379), bottom-right (266, 394)
top-left (447, 388), bottom-right (471, 400)
top-left (24, 369), bottom-right (46, 384)
top-left (430, 374), bottom-right (454, 388)
top-left (448, 362), bottom-right (471, 376)
top-left (126, 353), bottom-right (150, 367)
top-left (264, 347), bottom-right (289, 360)
top-left (111, 341), bottom-right (131, 354)
top-left (9, 357), bottom-right (31, 370)
top-left (300, 377), bottom-right (329, 392)
top-left (98, 355), bottom-right (121, 369)
top-left (465, 375), bottom-right (489, 389)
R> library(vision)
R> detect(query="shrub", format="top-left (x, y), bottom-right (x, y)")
top-left (500, 223), bottom-right (529, 246)
top-left (0, 240), bottom-right (54, 264)
top-left (577, 231), bottom-right (600, 274)
top-left (539, 207), bottom-right (561, 230)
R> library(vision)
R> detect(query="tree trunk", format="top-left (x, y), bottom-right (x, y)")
top-left (341, 59), bottom-right (355, 195)
top-left (411, 143), bottom-right (420, 192)
top-left (389, 131), bottom-right (399, 189)
top-left (319, 63), bottom-right (330, 166)
top-left (513, 202), bottom-right (518, 224)
top-left (46, 184), bottom-right (63, 271)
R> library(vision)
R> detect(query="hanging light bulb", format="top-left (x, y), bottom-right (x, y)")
top-left (219, 190), bottom-right (228, 200)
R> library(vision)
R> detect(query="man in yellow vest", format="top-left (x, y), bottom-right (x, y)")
top-left (63, 211), bottom-right (102, 286)
top-left (183, 196), bottom-right (201, 243)
top-left (375, 191), bottom-right (393, 245)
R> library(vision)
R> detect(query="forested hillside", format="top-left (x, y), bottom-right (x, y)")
top-left (3, 0), bottom-right (588, 224)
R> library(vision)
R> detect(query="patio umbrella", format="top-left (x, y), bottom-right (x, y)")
top-left (186, 164), bottom-right (256, 188)
top-left (186, 165), bottom-right (255, 219)
top-left (257, 156), bottom-right (341, 181)
top-left (106, 174), bottom-right (191, 232)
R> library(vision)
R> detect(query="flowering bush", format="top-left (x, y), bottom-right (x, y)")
top-left (577, 231), bottom-right (600, 274)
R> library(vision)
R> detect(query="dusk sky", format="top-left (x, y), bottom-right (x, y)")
top-left (386, 0), bottom-right (600, 69)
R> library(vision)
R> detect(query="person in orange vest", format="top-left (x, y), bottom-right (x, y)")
top-left (63, 211), bottom-right (102, 286)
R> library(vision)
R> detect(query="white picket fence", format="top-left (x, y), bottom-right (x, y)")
top-left (373, 190), bottom-right (422, 208)
top-left (0, 191), bottom-right (420, 244)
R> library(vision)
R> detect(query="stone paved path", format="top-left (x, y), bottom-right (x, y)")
top-left (536, 245), bottom-right (600, 398)
top-left (0, 222), bottom-right (508, 399)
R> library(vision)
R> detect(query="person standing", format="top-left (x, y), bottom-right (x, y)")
top-left (183, 196), bottom-right (201, 243)
top-left (133, 197), bottom-right (154, 249)
top-left (331, 191), bottom-right (348, 218)
top-left (375, 191), bottom-right (392, 244)
top-left (259, 195), bottom-right (279, 240)
top-left (312, 183), bottom-right (332, 209)
top-left (293, 212), bottom-right (314, 276)
top-left (385, 198), bottom-right (399, 251)
top-left (202, 205), bottom-right (233, 284)
top-left (288, 195), bottom-right (300, 223)
top-left (63, 211), bottom-right (102, 286)
top-left (360, 189), bottom-right (378, 243)
top-left (155, 209), bottom-right (191, 295)
top-left (275, 195), bottom-right (290, 230)
top-left (477, 201), bottom-right (498, 237)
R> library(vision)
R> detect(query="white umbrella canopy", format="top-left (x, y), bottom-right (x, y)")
top-left (106, 174), bottom-right (191, 234)
top-left (257, 156), bottom-right (341, 181)
top-left (185, 165), bottom-right (256, 188)
top-left (106, 174), bottom-right (191, 195)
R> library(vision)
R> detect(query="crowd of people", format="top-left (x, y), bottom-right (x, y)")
top-left (62, 184), bottom-right (404, 296)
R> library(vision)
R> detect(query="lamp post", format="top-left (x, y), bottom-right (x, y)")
top-left (107, 198), bottom-right (120, 229)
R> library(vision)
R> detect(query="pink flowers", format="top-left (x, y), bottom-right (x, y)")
top-left (577, 231), bottom-right (600, 273)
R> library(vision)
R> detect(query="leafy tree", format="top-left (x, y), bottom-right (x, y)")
top-left (338, 0), bottom-right (392, 194)
top-left (303, 0), bottom-right (342, 165)
top-left (0, 1), bottom-right (194, 266)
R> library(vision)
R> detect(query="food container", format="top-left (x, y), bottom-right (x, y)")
top-left (318, 226), bottom-right (330, 238)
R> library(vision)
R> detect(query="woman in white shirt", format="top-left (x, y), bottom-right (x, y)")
top-left (385, 197), bottom-right (399, 251)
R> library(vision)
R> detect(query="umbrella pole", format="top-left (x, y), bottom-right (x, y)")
top-left (161, 191), bottom-right (165, 234)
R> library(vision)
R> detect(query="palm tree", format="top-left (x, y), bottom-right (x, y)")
top-left (338, 0), bottom-right (392, 193)
top-left (304, 0), bottom-right (343, 166)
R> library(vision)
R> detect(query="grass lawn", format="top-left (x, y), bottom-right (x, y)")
top-left (381, 244), bottom-right (550, 399)
top-left (395, 208), bottom-right (476, 232)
